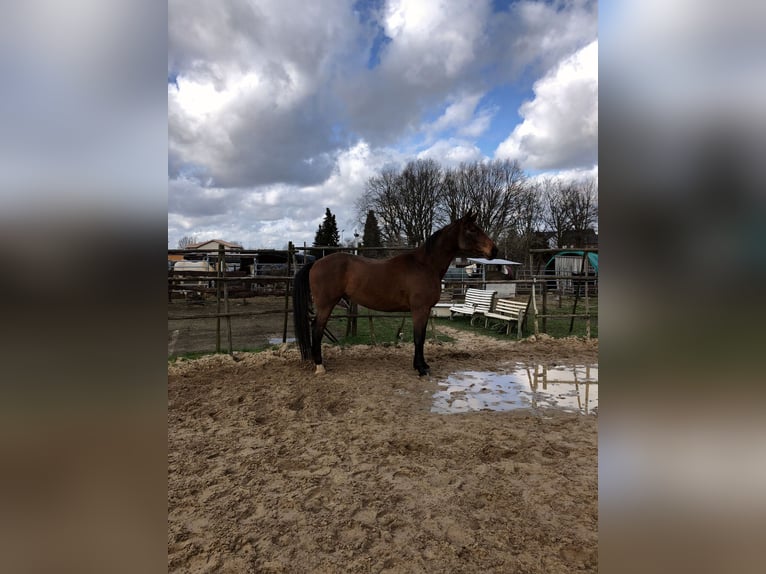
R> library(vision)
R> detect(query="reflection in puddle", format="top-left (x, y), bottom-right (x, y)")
top-left (432, 364), bottom-right (598, 415)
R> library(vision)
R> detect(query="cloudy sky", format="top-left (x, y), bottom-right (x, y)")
top-left (168, 0), bottom-right (598, 249)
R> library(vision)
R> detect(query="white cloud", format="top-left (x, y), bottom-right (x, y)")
top-left (489, 0), bottom-right (598, 81)
top-left (167, 1), bottom-right (598, 248)
top-left (381, 0), bottom-right (490, 82)
top-left (168, 141), bottom-right (406, 249)
top-left (495, 40), bottom-right (598, 170)
top-left (528, 164), bottom-right (599, 186)
top-left (458, 107), bottom-right (495, 138)
top-left (168, 0), bottom-right (359, 187)
top-left (428, 93), bottom-right (482, 133)
top-left (422, 92), bottom-right (496, 141)
top-left (417, 139), bottom-right (484, 167)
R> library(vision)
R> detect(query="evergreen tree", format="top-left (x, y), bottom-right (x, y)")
top-left (362, 210), bottom-right (383, 257)
top-left (312, 208), bottom-right (341, 258)
top-left (326, 209), bottom-right (340, 246)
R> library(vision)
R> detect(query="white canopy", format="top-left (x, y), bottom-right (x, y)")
top-left (467, 258), bottom-right (521, 265)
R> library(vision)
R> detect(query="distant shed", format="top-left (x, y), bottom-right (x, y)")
top-left (467, 257), bottom-right (522, 297)
top-left (544, 251), bottom-right (599, 293)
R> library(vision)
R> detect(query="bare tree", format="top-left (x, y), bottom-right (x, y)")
top-left (441, 159), bottom-right (527, 240)
top-left (357, 166), bottom-right (406, 245)
top-left (499, 181), bottom-right (545, 261)
top-left (396, 158), bottom-right (443, 245)
top-left (360, 158), bottom-right (558, 256)
top-left (565, 177), bottom-right (598, 245)
top-left (442, 164), bottom-right (476, 223)
top-left (540, 177), bottom-right (598, 247)
top-left (540, 179), bottom-right (570, 248)
top-left (358, 159), bottom-right (443, 246)
top-left (177, 235), bottom-right (198, 249)
top-left (514, 183), bottom-right (544, 239)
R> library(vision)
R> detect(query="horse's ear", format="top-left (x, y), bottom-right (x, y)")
top-left (464, 210), bottom-right (476, 222)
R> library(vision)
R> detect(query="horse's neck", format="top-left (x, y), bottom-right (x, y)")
top-left (420, 230), bottom-right (460, 278)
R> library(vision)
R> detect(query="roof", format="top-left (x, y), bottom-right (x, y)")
top-left (187, 239), bottom-right (243, 250)
top-left (467, 258), bottom-right (521, 265)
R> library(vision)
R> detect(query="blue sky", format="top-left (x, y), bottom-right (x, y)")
top-left (168, 0), bottom-right (598, 248)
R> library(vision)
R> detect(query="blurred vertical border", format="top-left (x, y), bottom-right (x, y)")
top-left (600, 1), bottom-right (766, 572)
top-left (0, 2), bottom-right (167, 573)
top-left (3, 1), bottom-right (766, 573)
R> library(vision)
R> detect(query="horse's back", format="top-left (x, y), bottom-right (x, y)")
top-left (313, 252), bottom-right (395, 291)
top-left (310, 252), bottom-right (437, 311)
top-left (311, 252), bottom-right (380, 279)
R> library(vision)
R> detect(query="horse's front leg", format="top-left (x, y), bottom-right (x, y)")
top-left (412, 309), bottom-right (431, 376)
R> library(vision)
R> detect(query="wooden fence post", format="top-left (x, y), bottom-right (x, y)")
top-left (345, 301), bottom-right (359, 337)
top-left (569, 251), bottom-right (588, 335)
top-left (282, 242), bottom-right (293, 343)
top-left (584, 252), bottom-right (591, 339)
top-left (224, 280), bottom-right (233, 355)
top-left (531, 277), bottom-right (539, 335)
top-left (216, 245), bottom-right (223, 352)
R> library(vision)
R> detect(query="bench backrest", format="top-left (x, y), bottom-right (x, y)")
top-left (493, 298), bottom-right (527, 316)
top-left (464, 288), bottom-right (496, 312)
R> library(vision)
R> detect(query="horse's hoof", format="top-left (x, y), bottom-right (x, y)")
top-left (418, 368), bottom-right (430, 377)
top-left (315, 364), bottom-right (326, 375)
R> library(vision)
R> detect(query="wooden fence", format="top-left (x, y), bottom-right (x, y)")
top-left (168, 244), bottom-right (597, 354)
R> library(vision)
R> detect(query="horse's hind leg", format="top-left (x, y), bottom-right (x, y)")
top-left (311, 305), bottom-right (333, 375)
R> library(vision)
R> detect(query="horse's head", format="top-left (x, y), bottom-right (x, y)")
top-left (457, 211), bottom-right (498, 259)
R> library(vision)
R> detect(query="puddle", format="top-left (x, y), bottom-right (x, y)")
top-left (268, 337), bottom-right (296, 345)
top-left (432, 364), bottom-right (598, 415)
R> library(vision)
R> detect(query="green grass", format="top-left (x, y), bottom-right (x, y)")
top-left (535, 295), bottom-right (598, 338)
top-left (319, 295), bottom-right (597, 348)
top-left (325, 313), bottom-right (455, 346)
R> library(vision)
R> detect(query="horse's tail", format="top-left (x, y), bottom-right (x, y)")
top-left (292, 261), bottom-right (314, 361)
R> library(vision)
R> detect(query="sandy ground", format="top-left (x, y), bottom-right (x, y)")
top-left (168, 328), bottom-right (598, 573)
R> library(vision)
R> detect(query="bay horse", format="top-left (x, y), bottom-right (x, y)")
top-left (292, 212), bottom-right (498, 376)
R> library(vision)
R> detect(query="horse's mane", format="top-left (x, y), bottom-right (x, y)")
top-left (423, 219), bottom-right (458, 254)
top-left (423, 228), bottom-right (443, 254)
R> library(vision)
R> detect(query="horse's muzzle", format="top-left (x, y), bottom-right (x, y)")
top-left (488, 245), bottom-right (498, 259)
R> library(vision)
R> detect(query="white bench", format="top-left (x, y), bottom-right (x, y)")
top-left (431, 289), bottom-right (457, 318)
top-left (449, 288), bottom-right (497, 325)
top-left (484, 298), bottom-right (528, 338)
top-left (431, 303), bottom-right (453, 318)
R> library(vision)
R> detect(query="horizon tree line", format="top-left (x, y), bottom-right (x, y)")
top-left (356, 158), bottom-right (597, 262)
top-left (176, 158), bottom-right (596, 260)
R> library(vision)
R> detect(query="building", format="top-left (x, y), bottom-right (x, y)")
top-left (186, 239), bottom-right (243, 252)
